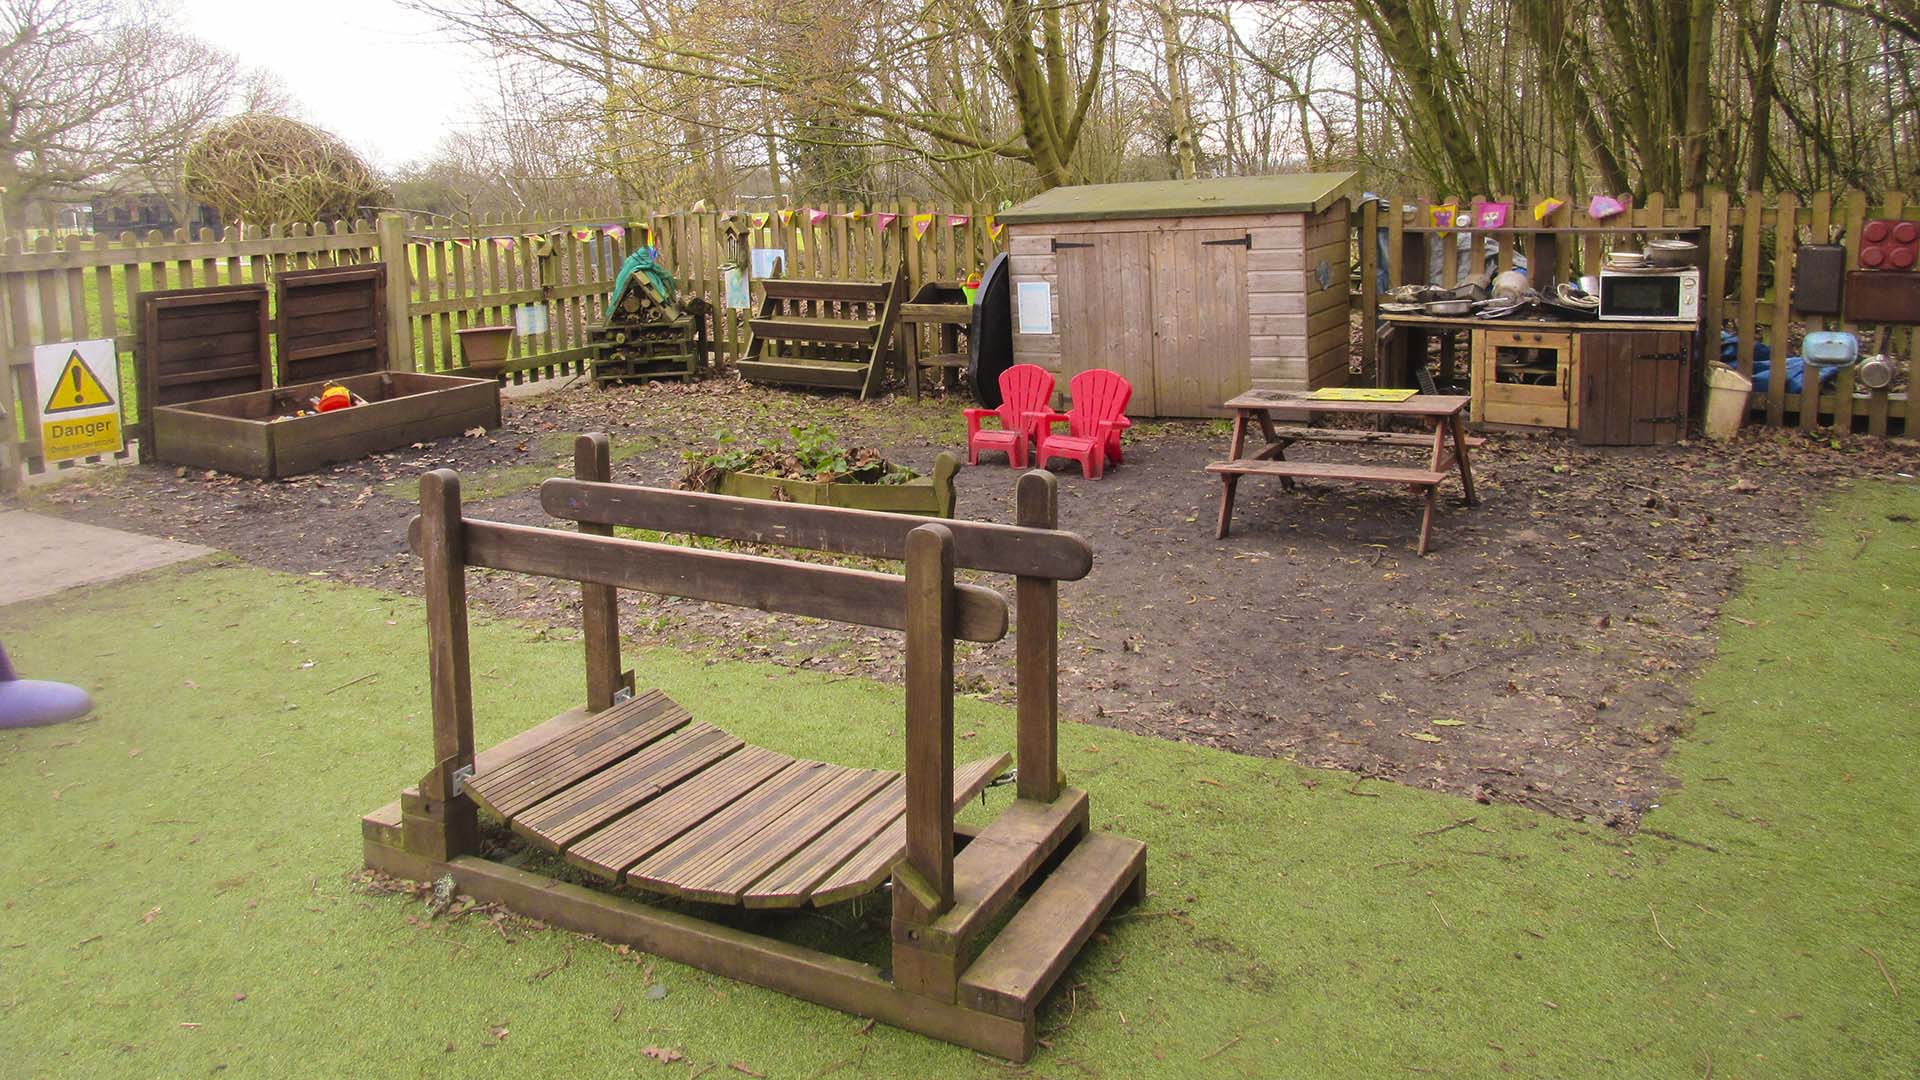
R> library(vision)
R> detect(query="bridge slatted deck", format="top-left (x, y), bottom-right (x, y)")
top-left (463, 690), bottom-right (1009, 908)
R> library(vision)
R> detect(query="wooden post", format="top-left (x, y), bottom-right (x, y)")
top-left (377, 213), bottom-right (415, 372)
top-left (1015, 471), bottom-right (1062, 803)
top-left (577, 433), bottom-right (622, 711)
top-left (894, 522), bottom-right (957, 999)
top-left (1360, 197), bottom-right (1379, 382)
top-left (407, 468), bottom-right (478, 860)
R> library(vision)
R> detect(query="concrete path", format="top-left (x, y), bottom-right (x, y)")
top-left (0, 511), bottom-right (213, 606)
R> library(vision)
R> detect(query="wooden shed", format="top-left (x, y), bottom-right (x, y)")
top-left (1000, 173), bottom-right (1356, 416)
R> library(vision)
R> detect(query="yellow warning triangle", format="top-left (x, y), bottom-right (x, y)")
top-left (43, 350), bottom-right (115, 414)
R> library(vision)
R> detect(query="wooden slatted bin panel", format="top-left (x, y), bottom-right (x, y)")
top-left (276, 266), bottom-right (387, 384)
top-left (136, 284), bottom-right (272, 410)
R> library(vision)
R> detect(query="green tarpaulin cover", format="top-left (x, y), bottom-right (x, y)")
top-left (606, 248), bottom-right (678, 319)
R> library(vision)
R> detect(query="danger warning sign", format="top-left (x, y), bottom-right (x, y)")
top-left (34, 339), bottom-right (124, 462)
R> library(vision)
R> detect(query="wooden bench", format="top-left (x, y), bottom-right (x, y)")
top-left (360, 435), bottom-right (1143, 1062)
top-left (1207, 458), bottom-right (1452, 555)
top-left (737, 271), bottom-right (907, 400)
top-left (1263, 425), bottom-right (1487, 450)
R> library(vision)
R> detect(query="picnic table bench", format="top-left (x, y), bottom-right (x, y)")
top-left (1207, 390), bottom-right (1479, 555)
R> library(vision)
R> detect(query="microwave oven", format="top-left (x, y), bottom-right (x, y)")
top-left (1598, 268), bottom-right (1700, 322)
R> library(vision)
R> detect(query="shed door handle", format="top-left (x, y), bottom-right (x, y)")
top-left (1052, 240), bottom-right (1092, 251)
top-left (1204, 235), bottom-right (1252, 247)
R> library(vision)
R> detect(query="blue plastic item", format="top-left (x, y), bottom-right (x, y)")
top-left (1800, 331), bottom-right (1859, 365)
top-left (0, 643), bottom-right (93, 730)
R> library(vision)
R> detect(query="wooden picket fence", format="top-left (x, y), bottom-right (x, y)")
top-left (0, 202), bottom-right (1002, 491)
top-left (12, 188), bottom-right (1902, 491)
top-left (1359, 190), bottom-right (1915, 437)
top-left (643, 201), bottom-right (1003, 366)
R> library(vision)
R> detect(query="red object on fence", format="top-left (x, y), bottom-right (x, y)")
top-left (1859, 220), bottom-right (1919, 270)
top-left (1035, 369), bottom-right (1132, 480)
top-left (964, 363), bottom-right (1055, 467)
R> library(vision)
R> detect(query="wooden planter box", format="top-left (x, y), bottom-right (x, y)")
top-left (152, 372), bottom-right (501, 479)
top-left (714, 452), bottom-right (957, 517)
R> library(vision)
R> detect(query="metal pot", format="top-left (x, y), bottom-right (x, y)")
top-left (1646, 239), bottom-right (1700, 268)
top-left (1424, 299), bottom-right (1474, 317)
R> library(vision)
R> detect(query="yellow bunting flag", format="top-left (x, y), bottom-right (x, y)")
top-left (750, 212), bottom-right (770, 230)
top-left (872, 212), bottom-right (898, 232)
top-left (1429, 203), bottom-right (1458, 234)
top-left (986, 217), bottom-right (1003, 240)
top-left (1532, 197), bottom-right (1566, 222)
top-left (778, 208), bottom-right (795, 226)
top-left (690, 199), bottom-right (709, 213)
top-left (571, 227), bottom-right (596, 242)
top-left (844, 209), bottom-right (866, 221)
top-left (910, 213), bottom-right (934, 240)
top-left (947, 214), bottom-right (969, 227)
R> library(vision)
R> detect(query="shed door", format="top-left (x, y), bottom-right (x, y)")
top-left (1149, 228), bottom-right (1250, 416)
top-left (1056, 232), bottom-right (1156, 415)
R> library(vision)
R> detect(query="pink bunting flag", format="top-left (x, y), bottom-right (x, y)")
top-left (450, 237), bottom-right (475, 249)
top-left (872, 212), bottom-right (899, 232)
top-left (492, 236), bottom-right (516, 250)
top-left (947, 214), bottom-right (970, 227)
top-left (604, 225), bottom-right (626, 239)
top-left (806, 208), bottom-right (830, 225)
top-left (1587, 194), bottom-right (1627, 221)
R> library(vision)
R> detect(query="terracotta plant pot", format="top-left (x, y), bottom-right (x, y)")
top-left (455, 325), bottom-right (515, 375)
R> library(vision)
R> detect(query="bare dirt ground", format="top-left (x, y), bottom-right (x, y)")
top-left (20, 377), bottom-right (1919, 828)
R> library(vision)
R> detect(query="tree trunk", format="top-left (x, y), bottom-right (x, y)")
top-left (1154, 0), bottom-right (1198, 179)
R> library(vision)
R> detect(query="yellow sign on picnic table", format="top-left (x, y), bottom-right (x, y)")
top-left (1307, 387), bottom-right (1419, 402)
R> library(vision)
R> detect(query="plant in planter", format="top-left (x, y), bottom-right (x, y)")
top-left (680, 425), bottom-right (958, 517)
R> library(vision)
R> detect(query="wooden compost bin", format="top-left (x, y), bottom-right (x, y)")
top-left (152, 372), bottom-right (500, 479)
top-left (1000, 173), bottom-right (1356, 417)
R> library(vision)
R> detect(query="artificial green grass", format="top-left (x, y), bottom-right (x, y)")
top-left (2, 483), bottom-right (1915, 1079)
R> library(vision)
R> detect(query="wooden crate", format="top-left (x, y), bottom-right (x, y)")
top-left (152, 372), bottom-right (499, 479)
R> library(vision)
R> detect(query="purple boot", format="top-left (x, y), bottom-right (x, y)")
top-left (0, 643), bottom-right (94, 729)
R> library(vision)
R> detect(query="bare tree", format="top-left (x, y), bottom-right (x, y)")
top-left (0, 0), bottom-right (240, 229)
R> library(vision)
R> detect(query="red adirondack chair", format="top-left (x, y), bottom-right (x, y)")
top-left (964, 364), bottom-right (1055, 467)
top-left (1036, 369), bottom-right (1133, 479)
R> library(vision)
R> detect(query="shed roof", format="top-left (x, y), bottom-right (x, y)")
top-left (996, 172), bottom-right (1357, 225)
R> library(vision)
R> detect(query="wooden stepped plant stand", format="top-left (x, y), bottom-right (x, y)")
top-left (359, 434), bottom-right (1144, 1061)
top-left (737, 268), bottom-right (908, 400)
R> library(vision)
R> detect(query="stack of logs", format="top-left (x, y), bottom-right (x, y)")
top-left (588, 272), bottom-right (709, 386)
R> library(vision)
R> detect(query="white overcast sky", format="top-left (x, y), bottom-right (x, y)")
top-left (177, 0), bottom-right (491, 170)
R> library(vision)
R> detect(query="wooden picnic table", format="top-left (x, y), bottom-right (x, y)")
top-left (1207, 389), bottom-right (1479, 555)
